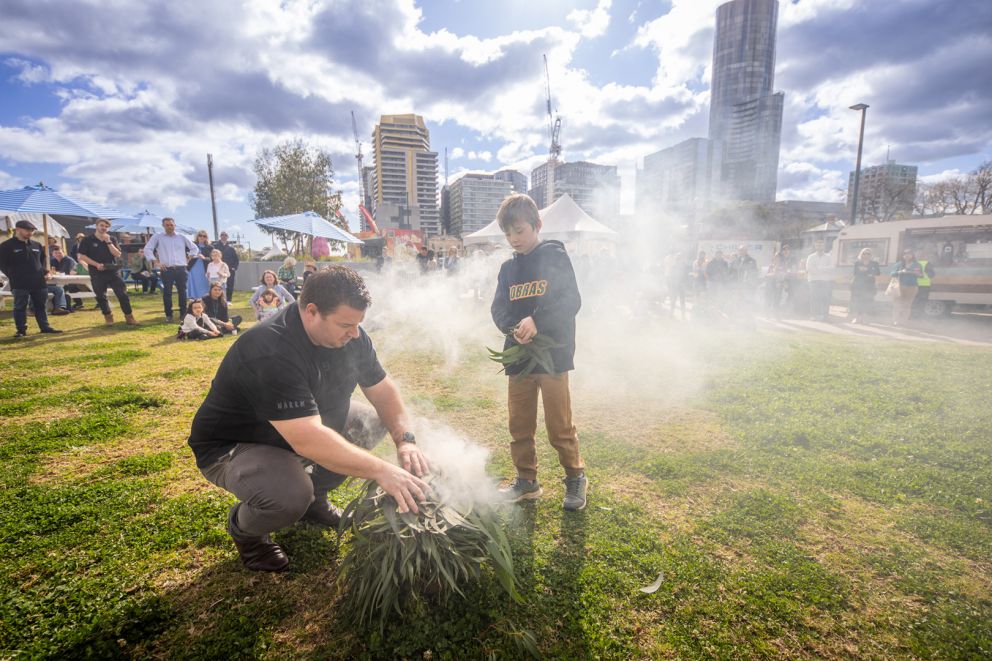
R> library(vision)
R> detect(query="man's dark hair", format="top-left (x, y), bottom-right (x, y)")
top-left (299, 266), bottom-right (372, 315)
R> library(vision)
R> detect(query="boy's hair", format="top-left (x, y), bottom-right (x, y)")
top-left (298, 266), bottom-right (372, 315)
top-left (496, 194), bottom-right (540, 232)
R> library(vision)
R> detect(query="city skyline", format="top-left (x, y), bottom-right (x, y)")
top-left (0, 0), bottom-right (989, 245)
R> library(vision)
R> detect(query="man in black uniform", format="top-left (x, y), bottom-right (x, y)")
top-left (213, 231), bottom-right (240, 302)
top-left (0, 220), bottom-right (63, 338)
top-left (188, 266), bottom-right (431, 572)
top-left (76, 218), bottom-right (139, 326)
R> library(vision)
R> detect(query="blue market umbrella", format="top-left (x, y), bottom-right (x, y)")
top-left (86, 209), bottom-right (197, 235)
top-left (0, 183), bottom-right (121, 218)
top-left (251, 210), bottom-right (363, 244)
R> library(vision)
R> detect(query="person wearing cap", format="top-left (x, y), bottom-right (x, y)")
top-left (70, 232), bottom-right (86, 263)
top-left (213, 231), bottom-right (240, 302)
top-left (0, 220), bottom-right (63, 337)
top-left (77, 218), bottom-right (139, 326)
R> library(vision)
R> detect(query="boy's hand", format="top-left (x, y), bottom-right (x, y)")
top-left (514, 316), bottom-right (537, 344)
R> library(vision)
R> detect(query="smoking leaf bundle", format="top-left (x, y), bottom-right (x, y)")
top-left (487, 331), bottom-right (563, 378)
top-left (336, 476), bottom-right (521, 631)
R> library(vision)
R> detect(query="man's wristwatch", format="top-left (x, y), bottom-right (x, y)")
top-left (400, 431), bottom-right (416, 444)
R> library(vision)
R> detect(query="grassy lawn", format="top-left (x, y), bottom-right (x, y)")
top-left (1, 291), bottom-right (990, 659)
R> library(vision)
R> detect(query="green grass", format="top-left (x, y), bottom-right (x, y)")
top-left (0, 294), bottom-right (990, 658)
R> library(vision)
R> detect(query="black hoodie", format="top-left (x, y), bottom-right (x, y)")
top-left (491, 240), bottom-right (581, 375)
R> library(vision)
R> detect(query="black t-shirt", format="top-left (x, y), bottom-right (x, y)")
top-left (187, 302), bottom-right (387, 468)
top-left (78, 234), bottom-right (121, 268)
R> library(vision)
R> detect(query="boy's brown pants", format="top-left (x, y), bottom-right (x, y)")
top-left (507, 372), bottom-right (584, 480)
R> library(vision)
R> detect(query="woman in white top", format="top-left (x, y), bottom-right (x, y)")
top-left (249, 269), bottom-right (295, 319)
top-left (206, 249), bottom-right (231, 286)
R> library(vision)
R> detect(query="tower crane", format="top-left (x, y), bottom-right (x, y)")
top-left (543, 54), bottom-right (562, 205)
top-left (351, 110), bottom-right (379, 234)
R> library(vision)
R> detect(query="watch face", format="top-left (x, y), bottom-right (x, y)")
top-left (402, 432), bottom-right (416, 443)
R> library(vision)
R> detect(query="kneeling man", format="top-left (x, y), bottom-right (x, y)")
top-left (188, 266), bottom-right (430, 571)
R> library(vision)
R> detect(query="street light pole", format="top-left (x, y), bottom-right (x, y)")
top-left (849, 104), bottom-right (869, 225)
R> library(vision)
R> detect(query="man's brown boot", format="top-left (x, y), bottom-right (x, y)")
top-left (301, 498), bottom-right (343, 528)
top-left (103, 313), bottom-right (115, 325)
top-left (125, 314), bottom-right (140, 326)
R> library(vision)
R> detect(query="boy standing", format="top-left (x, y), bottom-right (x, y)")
top-left (490, 194), bottom-right (587, 511)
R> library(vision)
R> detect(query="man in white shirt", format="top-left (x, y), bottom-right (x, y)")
top-left (805, 239), bottom-right (834, 322)
top-left (144, 217), bottom-right (201, 322)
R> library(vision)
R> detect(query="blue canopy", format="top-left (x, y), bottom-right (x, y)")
top-left (0, 183), bottom-right (121, 218)
top-left (88, 209), bottom-right (197, 235)
top-left (251, 210), bottom-right (363, 244)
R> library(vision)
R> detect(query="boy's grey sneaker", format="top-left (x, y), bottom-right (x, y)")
top-left (563, 474), bottom-right (588, 511)
top-left (499, 477), bottom-right (543, 502)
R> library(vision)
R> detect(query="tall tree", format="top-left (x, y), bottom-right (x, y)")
top-left (250, 139), bottom-right (347, 255)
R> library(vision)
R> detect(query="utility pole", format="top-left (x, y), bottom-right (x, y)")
top-left (207, 154), bottom-right (219, 239)
top-left (849, 104), bottom-right (869, 225)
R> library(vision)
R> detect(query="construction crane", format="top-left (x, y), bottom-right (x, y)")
top-left (543, 54), bottom-right (562, 205)
top-left (351, 110), bottom-right (379, 234)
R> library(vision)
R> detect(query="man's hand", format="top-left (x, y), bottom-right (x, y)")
top-left (374, 462), bottom-right (430, 514)
top-left (514, 316), bottom-right (537, 344)
top-left (95, 263), bottom-right (105, 271)
top-left (397, 441), bottom-right (430, 477)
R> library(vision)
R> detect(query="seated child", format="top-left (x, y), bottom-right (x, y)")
top-left (255, 287), bottom-right (283, 321)
top-left (178, 299), bottom-right (222, 340)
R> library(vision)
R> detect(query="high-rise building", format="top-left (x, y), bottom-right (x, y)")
top-left (709, 0), bottom-right (783, 203)
top-left (370, 114), bottom-right (440, 236)
top-left (448, 174), bottom-right (513, 237)
top-left (847, 161), bottom-right (918, 222)
top-left (359, 165), bottom-right (375, 232)
top-left (529, 161), bottom-right (620, 223)
top-left (494, 169), bottom-right (528, 194)
top-left (637, 138), bottom-right (722, 215)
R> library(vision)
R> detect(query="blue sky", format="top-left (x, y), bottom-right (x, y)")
top-left (1, 0), bottom-right (990, 247)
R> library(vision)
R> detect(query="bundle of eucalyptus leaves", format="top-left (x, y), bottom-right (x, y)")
top-left (487, 329), bottom-right (563, 378)
top-left (336, 474), bottom-right (521, 631)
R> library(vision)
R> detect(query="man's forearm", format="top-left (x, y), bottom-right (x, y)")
top-left (273, 417), bottom-right (392, 478)
top-left (363, 377), bottom-right (412, 444)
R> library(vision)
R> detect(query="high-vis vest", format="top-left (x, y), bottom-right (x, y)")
top-left (917, 260), bottom-right (931, 287)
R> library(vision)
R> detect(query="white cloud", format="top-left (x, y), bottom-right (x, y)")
top-left (567, 0), bottom-right (613, 38)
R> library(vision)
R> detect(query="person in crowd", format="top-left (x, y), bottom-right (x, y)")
top-left (302, 259), bottom-right (317, 283)
top-left (729, 245), bottom-right (759, 317)
top-left (77, 218), bottom-right (139, 326)
top-left (705, 250), bottom-right (730, 312)
top-left (0, 220), bottom-right (63, 337)
top-left (278, 257), bottom-right (298, 294)
top-left (187, 267), bottom-right (430, 571)
top-left (691, 250), bottom-right (708, 305)
top-left (213, 231), bottom-right (240, 302)
top-left (186, 230), bottom-right (213, 301)
top-left (144, 217), bottom-right (202, 322)
top-left (50, 246), bottom-right (84, 310)
top-left (255, 288), bottom-right (284, 321)
top-left (765, 245), bottom-right (797, 318)
top-left (130, 250), bottom-right (158, 294)
top-left (665, 252), bottom-right (689, 319)
top-left (890, 248), bottom-right (923, 326)
top-left (490, 194), bottom-right (587, 512)
top-left (442, 247), bottom-right (459, 275)
top-left (250, 270), bottom-right (295, 317)
top-left (70, 232), bottom-right (86, 263)
top-left (848, 247), bottom-right (880, 324)
top-left (416, 245), bottom-right (430, 274)
top-left (206, 249), bottom-right (231, 288)
top-left (204, 283), bottom-right (242, 334)
top-left (42, 270), bottom-right (70, 315)
top-left (911, 249), bottom-right (937, 319)
top-left (805, 239), bottom-right (834, 322)
top-left (177, 298), bottom-right (221, 340)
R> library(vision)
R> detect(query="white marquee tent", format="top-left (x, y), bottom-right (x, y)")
top-left (464, 194), bottom-right (618, 249)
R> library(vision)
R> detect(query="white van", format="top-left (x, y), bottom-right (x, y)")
top-left (831, 214), bottom-right (992, 316)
